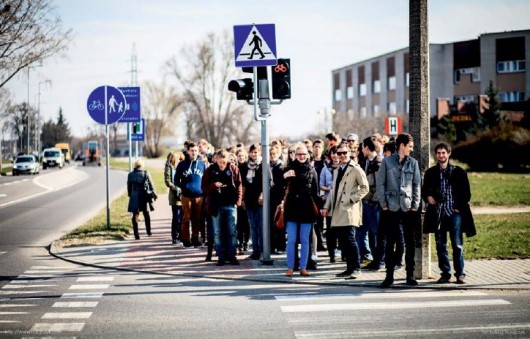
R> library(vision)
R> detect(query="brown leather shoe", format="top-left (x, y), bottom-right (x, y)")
top-left (286, 269), bottom-right (294, 277)
top-left (300, 269), bottom-right (310, 277)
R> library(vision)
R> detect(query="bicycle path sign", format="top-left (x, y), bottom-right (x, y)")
top-left (86, 85), bottom-right (127, 125)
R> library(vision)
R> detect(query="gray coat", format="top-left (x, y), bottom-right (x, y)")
top-left (376, 154), bottom-right (421, 212)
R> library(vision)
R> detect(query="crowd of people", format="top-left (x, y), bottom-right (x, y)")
top-left (127, 133), bottom-right (476, 288)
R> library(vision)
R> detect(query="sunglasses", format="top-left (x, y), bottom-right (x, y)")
top-left (347, 139), bottom-right (356, 142)
top-left (337, 151), bottom-right (348, 155)
top-left (296, 153), bottom-right (308, 156)
top-left (288, 150), bottom-right (295, 154)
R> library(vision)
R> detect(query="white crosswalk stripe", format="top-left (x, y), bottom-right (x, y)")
top-left (275, 289), bottom-right (519, 338)
top-left (69, 284), bottom-right (109, 290)
top-left (42, 312), bottom-right (93, 319)
top-left (77, 276), bottom-right (114, 282)
top-left (30, 322), bottom-right (85, 332)
top-left (61, 292), bottom-right (104, 298)
top-left (0, 251), bottom-right (6, 256)
top-left (53, 301), bottom-right (99, 308)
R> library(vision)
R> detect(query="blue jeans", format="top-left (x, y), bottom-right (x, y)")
top-left (212, 205), bottom-right (238, 260)
top-left (246, 207), bottom-right (263, 253)
top-left (356, 202), bottom-right (380, 261)
top-left (435, 212), bottom-right (465, 278)
top-left (286, 221), bottom-right (312, 270)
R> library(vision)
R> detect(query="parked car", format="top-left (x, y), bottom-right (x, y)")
top-left (12, 155), bottom-right (40, 175)
top-left (42, 148), bottom-right (65, 169)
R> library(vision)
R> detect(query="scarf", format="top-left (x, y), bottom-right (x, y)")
top-left (246, 158), bottom-right (260, 183)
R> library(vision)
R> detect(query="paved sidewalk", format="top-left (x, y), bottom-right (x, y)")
top-left (50, 194), bottom-right (530, 290)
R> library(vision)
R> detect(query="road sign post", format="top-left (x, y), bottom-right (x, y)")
top-left (86, 85), bottom-right (127, 230)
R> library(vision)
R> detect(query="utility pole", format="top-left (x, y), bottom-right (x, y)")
top-left (37, 80), bottom-right (52, 154)
top-left (26, 63), bottom-right (42, 154)
top-left (409, 0), bottom-right (431, 279)
top-left (128, 43), bottom-right (138, 171)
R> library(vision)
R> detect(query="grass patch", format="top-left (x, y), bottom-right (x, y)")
top-left (468, 172), bottom-right (530, 206)
top-left (60, 164), bottom-right (166, 245)
top-left (431, 212), bottom-right (530, 260)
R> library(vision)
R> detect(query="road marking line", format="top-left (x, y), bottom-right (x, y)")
top-left (2, 284), bottom-right (56, 289)
top-left (31, 322), bottom-right (85, 332)
top-left (42, 312), bottom-right (92, 319)
top-left (0, 311), bottom-right (29, 315)
top-left (0, 251), bottom-right (6, 255)
top-left (275, 291), bottom-right (487, 301)
top-left (0, 304), bottom-right (37, 307)
top-left (61, 292), bottom-right (104, 298)
top-left (0, 320), bottom-right (21, 323)
top-left (24, 270), bottom-right (68, 274)
top-left (77, 277), bottom-right (114, 282)
top-left (281, 299), bottom-right (511, 313)
top-left (0, 290), bottom-right (47, 295)
top-left (53, 302), bottom-right (99, 308)
top-left (295, 323), bottom-right (530, 338)
top-left (30, 266), bottom-right (72, 270)
top-left (69, 284), bottom-right (109, 290)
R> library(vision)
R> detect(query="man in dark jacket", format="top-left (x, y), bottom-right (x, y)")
top-left (422, 142), bottom-right (476, 284)
top-left (175, 142), bottom-right (207, 247)
top-left (202, 150), bottom-right (243, 266)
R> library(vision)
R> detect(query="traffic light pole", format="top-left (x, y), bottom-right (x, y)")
top-left (249, 67), bottom-right (282, 265)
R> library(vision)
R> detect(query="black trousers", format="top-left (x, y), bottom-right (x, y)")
top-left (380, 210), bottom-right (419, 276)
top-left (334, 226), bottom-right (360, 272)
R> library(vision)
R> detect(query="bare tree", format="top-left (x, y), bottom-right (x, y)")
top-left (0, 0), bottom-right (72, 89)
top-left (142, 80), bottom-right (181, 158)
top-left (165, 30), bottom-right (257, 148)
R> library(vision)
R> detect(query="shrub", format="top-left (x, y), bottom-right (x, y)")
top-left (452, 124), bottom-right (530, 172)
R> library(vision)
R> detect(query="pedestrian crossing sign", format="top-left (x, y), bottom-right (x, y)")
top-left (234, 24), bottom-right (277, 67)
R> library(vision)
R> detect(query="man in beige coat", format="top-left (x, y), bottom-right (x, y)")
top-left (322, 143), bottom-right (369, 279)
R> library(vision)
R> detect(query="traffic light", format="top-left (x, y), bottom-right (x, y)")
top-left (228, 67), bottom-right (268, 100)
top-left (271, 58), bottom-right (291, 99)
top-left (228, 78), bottom-right (254, 100)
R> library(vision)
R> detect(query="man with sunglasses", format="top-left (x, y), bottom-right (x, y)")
top-left (322, 144), bottom-right (369, 279)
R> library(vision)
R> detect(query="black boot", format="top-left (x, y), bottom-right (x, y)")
top-left (406, 275), bottom-right (418, 286)
top-left (380, 272), bottom-right (394, 288)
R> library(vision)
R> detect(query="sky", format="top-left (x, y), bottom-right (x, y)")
top-left (5, 0), bottom-right (530, 143)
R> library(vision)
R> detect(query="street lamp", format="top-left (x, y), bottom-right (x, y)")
top-left (26, 63), bottom-right (42, 154)
top-left (37, 80), bottom-right (52, 153)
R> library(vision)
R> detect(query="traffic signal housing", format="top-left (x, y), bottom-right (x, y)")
top-left (271, 58), bottom-right (291, 100)
top-left (228, 78), bottom-right (254, 100)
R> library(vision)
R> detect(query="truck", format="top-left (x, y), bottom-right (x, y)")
top-left (54, 143), bottom-right (71, 164)
top-left (83, 140), bottom-right (102, 166)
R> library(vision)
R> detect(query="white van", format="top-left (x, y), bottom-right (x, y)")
top-left (42, 148), bottom-right (65, 169)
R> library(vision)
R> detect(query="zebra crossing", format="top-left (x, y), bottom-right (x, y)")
top-left (274, 289), bottom-right (529, 338)
top-left (0, 265), bottom-right (114, 336)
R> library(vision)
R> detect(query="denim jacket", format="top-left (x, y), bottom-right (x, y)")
top-left (375, 153), bottom-right (421, 212)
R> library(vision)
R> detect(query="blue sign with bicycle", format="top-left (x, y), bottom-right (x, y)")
top-left (234, 24), bottom-right (277, 67)
top-left (86, 85), bottom-right (127, 125)
top-left (118, 86), bottom-right (141, 123)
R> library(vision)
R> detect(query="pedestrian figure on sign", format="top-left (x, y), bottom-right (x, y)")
top-left (118, 102), bottom-right (124, 113)
top-left (248, 31), bottom-right (265, 59)
top-left (109, 95), bottom-right (118, 113)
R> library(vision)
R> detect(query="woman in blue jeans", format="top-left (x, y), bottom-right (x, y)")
top-left (282, 143), bottom-right (320, 277)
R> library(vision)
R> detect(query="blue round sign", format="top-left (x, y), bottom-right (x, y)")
top-left (86, 85), bottom-right (127, 125)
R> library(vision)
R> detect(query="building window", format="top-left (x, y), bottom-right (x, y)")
top-left (388, 102), bottom-right (397, 115)
top-left (373, 80), bottom-right (381, 93)
top-left (359, 83), bottom-right (367, 96)
top-left (454, 67), bottom-right (481, 84)
top-left (373, 105), bottom-right (380, 117)
top-left (360, 106), bottom-right (367, 118)
top-left (347, 109), bottom-right (354, 119)
top-left (454, 95), bottom-right (476, 103)
top-left (497, 60), bottom-right (526, 73)
top-left (405, 73), bottom-right (409, 87)
top-left (347, 86), bottom-right (354, 99)
top-left (499, 92), bottom-right (525, 102)
top-left (334, 89), bottom-right (342, 101)
top-left (388, 76), bottom-right (396, 90)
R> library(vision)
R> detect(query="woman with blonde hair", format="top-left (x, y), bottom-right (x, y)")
top-left (164, 151), bottom-right (184, 244)
top-left (282, 143), bottom-right (320, 276)
top-left (128, 159), bottom-right (157, 240)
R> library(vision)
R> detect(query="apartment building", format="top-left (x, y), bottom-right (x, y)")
top-left (331, 29), bottom-right (530, 133)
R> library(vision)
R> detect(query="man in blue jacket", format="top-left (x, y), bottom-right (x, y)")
top-left (376, 133), bottom-right (421, 288)
top-left (175, 142), bottom-right (207, 247)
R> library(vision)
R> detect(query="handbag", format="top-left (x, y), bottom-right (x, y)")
top-left (144, 171), bottom-right (157, 202)
top-left (311, 198), bottom-right (320, 217)
top-left (274, 183), bottom-right (290, 229)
